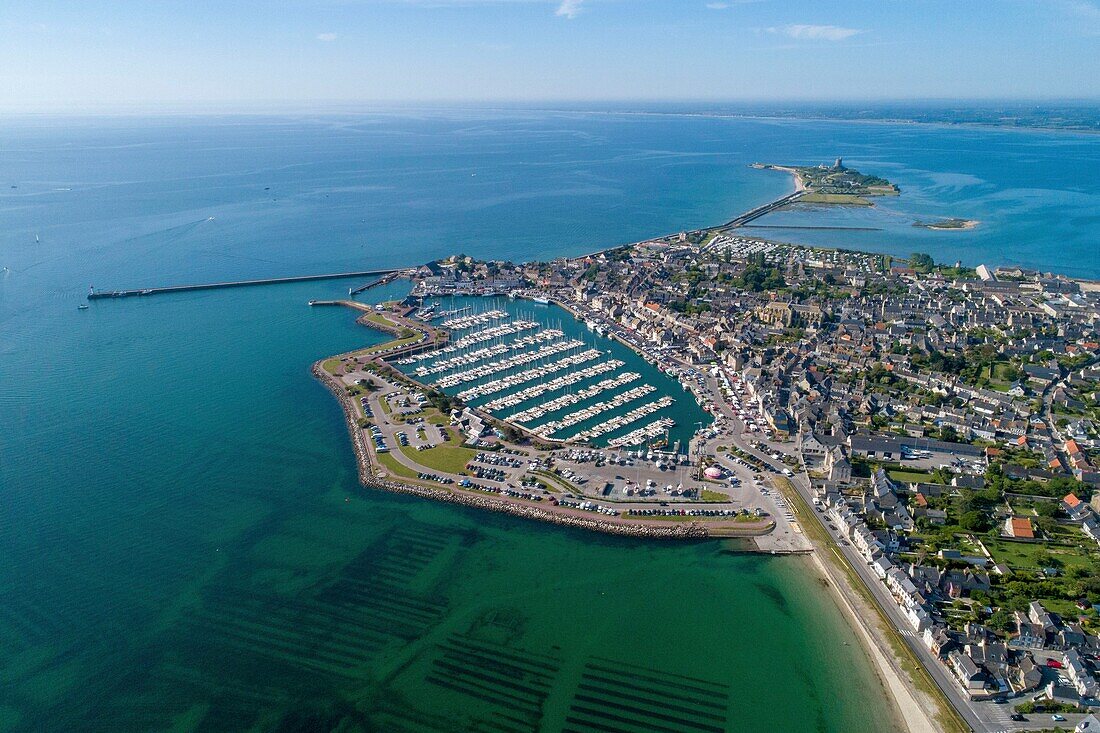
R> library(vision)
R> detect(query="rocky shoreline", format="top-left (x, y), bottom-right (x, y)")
top-left (312, 361), bottom-right (711, 540)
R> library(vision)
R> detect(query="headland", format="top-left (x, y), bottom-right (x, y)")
top-left (308, 212), bottom-right (1100, 733)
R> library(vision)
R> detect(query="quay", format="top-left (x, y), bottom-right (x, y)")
top-left (86, 268), bottom-right (403, 300)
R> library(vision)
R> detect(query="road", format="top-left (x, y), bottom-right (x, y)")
top-left (703, 387), bottom-right (1077, 732)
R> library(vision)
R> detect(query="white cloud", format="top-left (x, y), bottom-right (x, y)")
top-left (555, 0), bottom-right (583, 19)
top-left (316, 32), bottom-right (338, 41)
top-left (768, 24), bottom-right (861, 41)
top-left (706, 2), bottom-right (730, 8)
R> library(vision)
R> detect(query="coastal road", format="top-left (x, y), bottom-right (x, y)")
top-left (723, 426), bottom-right (1067, 733)
top-left (684, 366), bottom-right (1047, 733)
top-left (562, 297), bottom-right (1062, 732)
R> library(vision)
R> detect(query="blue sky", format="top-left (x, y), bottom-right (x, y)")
top-left (2, 0), bottom-right (1098, 110)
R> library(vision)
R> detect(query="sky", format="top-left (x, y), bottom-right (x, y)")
top-left (1, 0), bottom-right (1098, 110)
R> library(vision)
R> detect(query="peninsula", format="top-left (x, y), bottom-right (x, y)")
top-left (313, 223), bottom-right (1100, 733)
top-left (754, 158), bottom-right (899, 206)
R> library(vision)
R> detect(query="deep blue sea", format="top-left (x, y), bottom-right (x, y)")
top-left (1, 110), bottom-right (1097, 731)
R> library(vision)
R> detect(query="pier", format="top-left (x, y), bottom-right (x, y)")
top-left (348, 270), bottom-right (401, 295)
top-left (87, 268), bottom-right (403, 300)
top-left (716, 190), bottom-right (805, 232)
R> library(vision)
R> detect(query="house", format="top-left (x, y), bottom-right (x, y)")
top-left (1004, 516), bottom-right (1035, 539)
top-left (1011, 611), bottom-right (1047, 649)
top-left (824, 445), bottom-right (852, 483)
top-left (1076, 714), bottom-right (1100, 733)
top-left (800, 432), bottom-right (828, 457)
top-left (1064, 493), bottom-right (1092, 521)
top-left (1083, 515), bottom-right (1100, 547)
top-left (948, 650), bottom-right (989, 696)
top-left (924, 626), bottom-right (957, 658)
top-left (1065, 649), bottom-right (1098, 699)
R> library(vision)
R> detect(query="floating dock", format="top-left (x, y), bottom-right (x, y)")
top-left (87, 268), bottom-right (402, 300)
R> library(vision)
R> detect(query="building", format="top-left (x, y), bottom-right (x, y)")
top-left (1065, 649), bottom-right (1098, 699)
top-left (824, 445), bottom-right (852, 483)
top-left (948, 650), bottom-right (989, 696)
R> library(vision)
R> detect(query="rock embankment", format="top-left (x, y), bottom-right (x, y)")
top-left (312, 361), bottom-right (709, 540)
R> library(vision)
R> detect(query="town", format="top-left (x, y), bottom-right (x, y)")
top-left (315, 228), bottom-right (1100, 731)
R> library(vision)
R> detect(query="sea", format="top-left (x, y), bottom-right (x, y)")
top-left (1, 109), bottom-right (1098, 732)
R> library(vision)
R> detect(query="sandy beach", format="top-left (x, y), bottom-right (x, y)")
top-left (806, 550), bottom-right (940, 733)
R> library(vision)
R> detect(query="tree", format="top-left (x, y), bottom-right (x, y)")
top-left (959, 510), bottom-right (991, 532)
top-left (909, 252), bottom-right (935, 272)
top-left (987, 608), bottom-right (1013, 632)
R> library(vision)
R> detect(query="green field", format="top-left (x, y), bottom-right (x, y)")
top-left (375, 450), bottom-right (419, 479)
top-left (701, 489), bottom-right (729, 502)
top-left (798, 192), bottom-right (873, 206)
top-left (888, 469), bottom-right (941, 485)
top-left (399, 441), bottom-right (477, 475)
top-left (985, 538), bottom-right (1100, 574)
top-left (364, 312), bottom-right (398, 328)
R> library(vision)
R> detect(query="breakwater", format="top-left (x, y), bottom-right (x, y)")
top-left (87, 268), bottom-right (403, 299)
top-left (312, 359), bottom-right (711, 540)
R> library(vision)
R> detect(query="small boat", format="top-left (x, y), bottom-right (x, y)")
top-left (77, 304), bottom-right (89, 310)
top-left (530, 296), bottom-right (549, 305)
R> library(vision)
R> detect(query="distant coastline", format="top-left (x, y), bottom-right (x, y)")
top-left (507, 103), bottom-right (1100, 136)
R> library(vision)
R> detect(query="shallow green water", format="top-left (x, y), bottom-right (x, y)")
top-left (0, 278), bottom-right (896, 731)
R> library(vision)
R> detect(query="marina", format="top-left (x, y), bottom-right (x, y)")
top-left (506, 372), bottom-right (640, 422)
top-left (480, 360), bottom-right (624, 411)
top-left (533, 384), bottom-right (658, 436)
top-left (433, 337), bottom-right (586, 388)
top-left (391, 295), bottom-right (710, 449)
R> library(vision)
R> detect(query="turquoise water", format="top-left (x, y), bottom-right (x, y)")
top-left (2, 110), bottom-right (1097, 731)
top-left (394, 295), bottom-right (711, 449)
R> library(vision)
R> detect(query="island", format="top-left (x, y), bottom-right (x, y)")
top-left (914, 217), bottom-right (981, 230)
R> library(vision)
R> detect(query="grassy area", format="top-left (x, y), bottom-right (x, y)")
top-left (375, 450), bottom-right (419, 480)
top-left (363, 312), bottom-right (398, 328)
top-left (985, 538), bottom-right (1100, 574)
top-left (322, 358), bottom-right (343, 375)
top-left (888, 469), bottom-right (941, 485)
top-left (533, 470), bottom-right (581, 494)
top-left (359, 333), bottom-right (422, 356)
top-left (700, 489), bottom-right (729, 502)
top-left (399, 441), bottom-right (477, 475)
top-left (798, 192), bottom-right (873, 206)
top-left (771, 477), bottom-right (970, 733)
